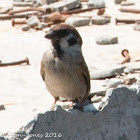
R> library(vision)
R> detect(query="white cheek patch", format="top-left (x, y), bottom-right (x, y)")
top-left (60, 33), bottom-right (77, 50)
top-left (60, 38), bottom-right (69, 50)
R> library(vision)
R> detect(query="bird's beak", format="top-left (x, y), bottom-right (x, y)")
top-left (44, 30), bottom-right (55, 39)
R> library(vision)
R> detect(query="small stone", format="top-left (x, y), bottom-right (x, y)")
top-left (96, 35), bottom-right (118, 45)
top-left (124, 62), bottom-right (140, 72)
top-left (0, 5), bottom-right (13, 14)
top-left (88, 0), bottom-right (105, 8)
top-left (124, 68), bottom-right (134, 74)
top-left (89, 90), bottom-right (106, 97)
top-left (22, 25), bottom-right (30, 31)
top-left (13, 0), bottom-right (24, 2)
top-left (57, 101), bottom-right (73, 109)
top-left (13, 2), bottom-right (33, 7)
top-left (43, 28), bottom-right (50, 33)
top-left (114, 0), bottom-right (126, 4)
top-left (83, 104), bottom-right (99, 112)
top-left (121, 1), bottom-right (135, 6)
top-left (137, 79), bottom-right (140, 85)
top-left (91, 96), bottom-right (102, 103)
top-left (129, 85), bottom-right (140, 91)
top-left (92, 16), bottom-right (110, 25)
top-left (133, 24), bottom-right (140, 31)
top-left (107, 78), bottom-right (123, 88)
top-left (44, 0), bottom-right (81, 12)
top-left (26, 16), bottom-right (40, 28)
top-left (38, 22), bottom-right (48, 29)
top-left (39, 0), bottom-right (57, 5)
top-left (0, 105), bottom-right (5, 111)
top-left (124, 77), bottom-right (137, 85)
top-left (25, 0), bottom-right (32, 2)
top-left (133, 57), bottom-right (140, 62)
top-left (65, 16), bottom-right (90, 27)
top-left (90, 66), bottom-right (125, 80)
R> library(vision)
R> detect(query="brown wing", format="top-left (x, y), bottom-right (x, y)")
top-left (81, 61), bottom-right (90, 103)
top-left (40, 58), bottom-right (45, 81)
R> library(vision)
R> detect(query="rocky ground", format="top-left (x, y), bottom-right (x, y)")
top-left (0, 0), bottom-right (140, 139)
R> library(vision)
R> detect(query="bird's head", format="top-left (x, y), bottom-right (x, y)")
top-left (44, 24), bottom-right (83, 51)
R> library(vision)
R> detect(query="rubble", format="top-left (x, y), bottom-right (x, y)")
top-left (121, 1), bottom-right (135, 6)
top-left (37, 22), bottom-right (48, 29)
top-left (13, 2), bottom-right (33, 7)
top-left (26, 16), bottom-right (40, 28)
top-left (0, 105), bottom-right (5, 111)
top-left (0, 5), bottom-right (13, 14)
top-left (92, 16), bottom-right (110, 25)
top-left (90, 66), bottom-right (125, 80)
top-left (124, 77), bottom-right (137, 85)
top-left (124, 62), bottom-right (140, 72)
top-left (91, 95), bottom-right (102, 103)
top-left (106, 78), bottom-right (123, 88)
top-left (88, 0), bottom-right (105, 9)
top-left (89, 89), bottom-right (106, 97)
top-left (13, 0), bottom-right (24, 2)
top-left (96, 35), bottom-right (118, 45)
top-left (65, 16), bottom-right (90, 27)
top-left (133, 24), bottom-right (140, 31)
top-left (22, 25), bottom-right (30, 31)
top-left (39, 0), bottom-right (58, 5)
top-left (114, 0), bottom-right (126, 4)
top-left (43, 0), bottom-right (81, 12)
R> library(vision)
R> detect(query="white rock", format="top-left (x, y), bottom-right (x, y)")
top-left (92, 16), bottom-right (110, 25)
top-left (39, 0), bottom-right (57, 5)
top-left (43, 0), bottom-right (81, 12)
top-left (133, 24), bottom-right (140, 31)
top-left (88, 0), bottom-right (105, 8)
top-left (57, 101), bottom-right (73, 109)
top-left (89, 90), bottom-right (106, 97)
top-left (13, 2), bottom-right (33, 7)
top-left (38, 22), bottom-right (48, 29)
top-left (114, 0), bottom-right (126, 4)
top-left (91, 96), bottom-right (102, 103)
top-left (26, 16), bottom-right (40, 28)
top-left (0, 5), bottom-right (13, 14)
top-left (13, 0), bottom-right (24, 2)
top-left (96, 35), bottom-right (118, 45)
top-left (22, 25), bottom-right (30, 31)
top-left (107, 79), bottom-right (123, 88)
top-left (90, 66), bottom-right (125, 79)
top-left (65, 16), bottom-right (90, 27)
top-left (137, 79), bottom-right (140, 85)
top-left (124, 68), bottom-right (134, 74)
top-left (43, 28), bottom-right (50, 33)
top-left (121, 1), bottom-right (135, 6)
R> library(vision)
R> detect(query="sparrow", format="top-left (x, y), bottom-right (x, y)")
top-left (40, 24), bottom-right (90, 109)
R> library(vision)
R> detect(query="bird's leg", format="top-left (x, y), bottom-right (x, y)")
top-left (73, 97), bottom-right (83, 110)
top-left (50, 97), bottom-right (59, 110)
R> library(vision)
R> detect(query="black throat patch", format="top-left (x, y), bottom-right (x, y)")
top-left (52, 40), bottom-right (63, 58)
